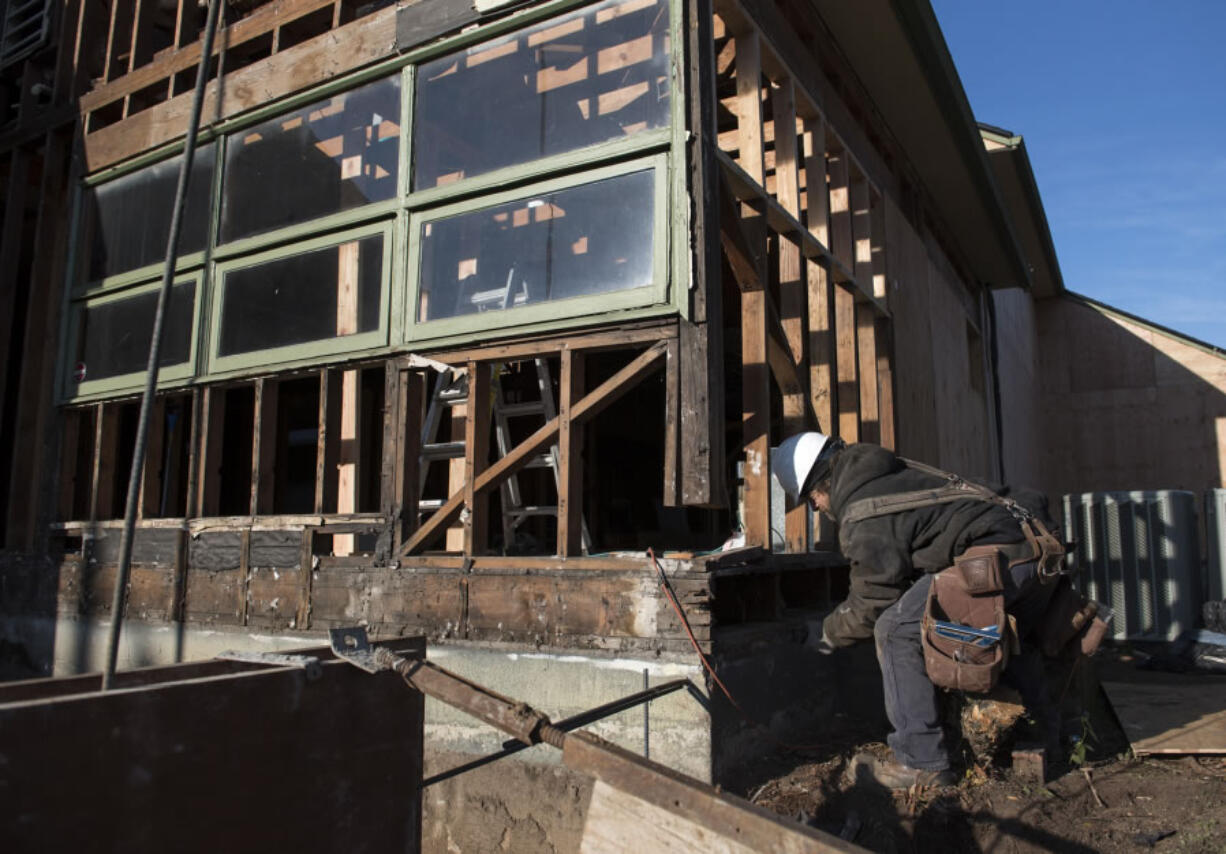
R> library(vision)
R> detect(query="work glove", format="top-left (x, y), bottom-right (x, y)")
top-left (805, 618), bottom-right (836, 655)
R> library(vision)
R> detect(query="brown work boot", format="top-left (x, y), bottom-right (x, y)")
top-left (845, 752), bottom-right (957, 790)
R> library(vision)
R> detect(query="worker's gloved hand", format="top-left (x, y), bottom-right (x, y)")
top-left (804, 618), bottom-right (836, 655)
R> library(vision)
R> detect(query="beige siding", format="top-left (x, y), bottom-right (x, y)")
top-left (885, 196), bottom-right (994, 478)
top-left (1038, 296), bottom-right (1226, 501)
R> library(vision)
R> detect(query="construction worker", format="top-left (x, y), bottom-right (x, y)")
top-left (771, 432), bottom-right (1061, 789)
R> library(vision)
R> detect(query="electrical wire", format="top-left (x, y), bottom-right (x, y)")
top-left (101, 0), bottom-right (224, 690)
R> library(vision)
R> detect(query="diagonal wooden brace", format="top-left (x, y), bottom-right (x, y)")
top-left (399, 341), bottom-right (669, 556)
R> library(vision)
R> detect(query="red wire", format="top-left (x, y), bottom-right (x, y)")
top-left (647, 547), bottom-right (824, 752)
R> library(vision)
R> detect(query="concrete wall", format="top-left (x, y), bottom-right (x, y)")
top-left (1037, 295), bottom-right (1226, 502)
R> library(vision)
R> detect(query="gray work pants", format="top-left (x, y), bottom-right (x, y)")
top-left (873, 558), bottom-right (1054, 770)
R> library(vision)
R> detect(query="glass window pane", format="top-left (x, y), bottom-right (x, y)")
top-left (72, 283), bottom-right (196, 384)
top-left (413, 0), bottom-right (670, 190)
top-left (221, 75), bottom-right (401, 243)
top-left (218, 234), bottom-right (384, 356)
top-left (417, 169), bottom-right (654, 322)
top-left (83, 146), bottom-right (215, 280)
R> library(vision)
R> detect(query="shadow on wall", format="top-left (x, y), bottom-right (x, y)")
top-left (1037, 293), bottom-right (1226, 504)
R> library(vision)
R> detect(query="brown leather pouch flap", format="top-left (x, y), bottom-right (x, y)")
top-left (954, 545), bottom-right (1005, 595)
top-left (921, 569), bottom-right (1007, 694)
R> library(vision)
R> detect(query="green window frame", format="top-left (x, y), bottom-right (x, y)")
top-left (63, 274), bottom-right (203, 401)
top-left (208, 219), bottom-right (395, 375)
top-left (57, 0), bottom-right (689, 403)
top-left (404, 153), bottom-right (669, 344)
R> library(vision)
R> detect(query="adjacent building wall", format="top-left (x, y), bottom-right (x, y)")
top-left (992, 287), bottom-right (1044, 487)
top-left (1037, 294), bottom-right (1226, 502)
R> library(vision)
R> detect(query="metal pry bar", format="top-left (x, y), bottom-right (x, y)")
top-left (329, 626), bottom-right (565, 748)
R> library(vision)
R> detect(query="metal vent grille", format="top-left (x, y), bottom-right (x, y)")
top-left (1063, 491), bottom-right (1201, 641)
top-left (0, 0), bottom-right (53, 70)
top-left (1208, 489), bottom-right (1226, 603)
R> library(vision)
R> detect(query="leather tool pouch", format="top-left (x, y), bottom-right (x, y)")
top-left (1037, 575), bottom-right (1110, 658)
top-left (921, 562), bottom-right (1008, 694)
top-left (954, 545), bottom-right (1006, 595)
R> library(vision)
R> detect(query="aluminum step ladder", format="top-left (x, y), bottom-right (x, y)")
top-left (417, 359), bottom-right (589, 553)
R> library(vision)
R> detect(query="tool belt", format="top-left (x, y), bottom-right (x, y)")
top-left (921, 545), bottom-right (1011, 693)
top-left (1037, 575), bottom-right (1111, 659)
top-left (842, 458), bottom-right (1077, 691)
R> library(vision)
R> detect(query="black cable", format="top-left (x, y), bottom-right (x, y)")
top-left (102, 0), bottom-right (224, 690)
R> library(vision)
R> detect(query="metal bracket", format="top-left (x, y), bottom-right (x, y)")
top-left (329, 626), bottom-right (396, 674)
top-left (215, 650), bottom-right (322, 681)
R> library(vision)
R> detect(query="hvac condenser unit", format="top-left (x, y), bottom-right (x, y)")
top-left (1208, 489), bottom-right (1226, 603)
top-left (1063, 491), bottom-right (1201, 641)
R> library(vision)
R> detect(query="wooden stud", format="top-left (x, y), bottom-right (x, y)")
top-left (316, 369), bottom-right (341, 515)
top-left (139, 397), bottom-right (167, 519)
top-left (851, 174), bottom-right (879, 444)
top-left (401, 343), bottom-right (667, 556)
top-left (398, 371), bottom-right (425, 550)
top-left (803, 117), bottom-right (834, 434)
top-left (297, 527), bottom-right (313, 629)
top-left (462, 361), bottom-right (491, 557)
top-left (661, 338), bottom-right (679, 509)
top-left (827, 147), bottom-right (859, 443)
top-left (680, 0), bottom-right (726, 508)
top-left (379, 362), bottom-right (401, 536)
top-left (238, 529), bottom-right (251, 625)
top-left (183, 388), bottom-right (203, 519)
top-left (558, 350), bottom-right (586, 556)
top-left (252, 378), bottom-right (279, 515)
top-left (876, 316), bottom-right (897, 452)
top-left (93, 403), bottom-right (121, 521)
top-left (732, 28), bottom-right (771, 549)
top-left (772, 79), bottom-right (808, 553)
top-left (197, 386), bottom-right (225, 517)
top-left (57, 410), bottom-right (84, 522)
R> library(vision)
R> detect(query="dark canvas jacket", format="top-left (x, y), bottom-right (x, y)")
top-left (822, 444), bottom-right (1052, 648)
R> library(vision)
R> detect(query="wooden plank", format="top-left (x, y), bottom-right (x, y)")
top-left (401, 343), bottom-right (668, 555)
top-left (803, 116), bottom-right (834, 436)
top-left (773, 79), bottom-right (807, 552)
top-left (679, 0), bottom-right (724, 508)
top-left (568, 732), bottom-right (863, 854)
top-left (426, 323), bottom-right (675, 366)
top-left (297, 528), bottom-right (314, 629)
top-left (827, 148), bottom-right (859, 443)
top-left (855, 303), bottom-right (880, 445)
top-left (731, 29), bottom-right (763, 188)
top-left (661, 339), bottom-right (679, 508)
top-left (139, 397), bottom-right (167, 519)
top-left (398, 371), bottom-right (425, 550)
top-left (253, 378), bottom-right (279, 514)
top-left (1103, 678), bottom-right (1226, 754)
top-left (379, 361), bottom-right (402, 553)
top-left (238, 528), bottom-right (252, 625)
top-left (197, 386), bottom-right (225, 517)
top-left (875, 316), bottom-right (897, 451)
top-left (83, 7), bottom-right (398, 171)
top-left (81, 0), bottom-right (340, 113)
top-left (316, 369), bottom-right (341, 514)
top-left (93, 403), bottom-right (121, 521)
top-left (462, 362), bottom-right (491, 556)
top-left (558, 350), bottom-right (585, 555)
top-left (183, 389), bottom-right (202, 518)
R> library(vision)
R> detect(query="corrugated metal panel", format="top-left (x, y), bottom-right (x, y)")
top-left (0, 0), bottom-right (53, 70)
top-left (1063, 491), bottom-right (1201, 641)
top-left (1208, 489), bottom-right (1226, 603)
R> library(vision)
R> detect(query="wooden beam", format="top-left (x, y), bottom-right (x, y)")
top-left (828, 147), bottom-right (859, 443)
top-left (876, 316), bottom-right (897, 451)
top-left (558, 350), bottom-right (585, 556)
top-left (680, 0), bottom-right (726, 508)
top-left (315, 369), bottom-right (341, 514)
top-left (398, 371), bottom-right (425, 550)
top-left (661, 339), bottom-right (679, 509)
top-left (851, 174), bottom-right (879, 445)
top-left (426, 323), bottom-right (674, 366)
top-left (139, 397), bottom-right (167, 519)
top-left (401, 343), bottom-right (668, 555)
top-left (379, 361), bottom-right (401, 551)
top-left (773, 79), bottom-right (808, 553)
top-left (462, 361), bottom-right (491, 556)
top-left (84, 6), bottom-right (398, 171)
top-left (197, 386), bottom-right (225, 517)
top-left (253, 378), bottom-right (279, 515)
top-left (804, 116), bottom-right (835, 436)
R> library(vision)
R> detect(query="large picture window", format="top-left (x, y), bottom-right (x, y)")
top-left (221, 75), bottom-right (401, 244)
top-left (212, 228), bottom-right (389, 367)
top-left (413, 0), bottom-right (670, 190)
top-left (68, 280), bottom-right (198, 394)
top-left (81, 144), bottom-right (215, 281)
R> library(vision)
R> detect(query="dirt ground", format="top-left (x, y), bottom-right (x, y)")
top-left (737, 670), bottom-right (1226, 853)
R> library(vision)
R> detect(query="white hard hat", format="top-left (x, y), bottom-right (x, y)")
top-left (771, 432), bottom-right (836, 502)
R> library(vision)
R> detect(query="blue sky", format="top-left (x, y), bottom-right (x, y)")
top-left (930, 1), bottom-right (1226, 349)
